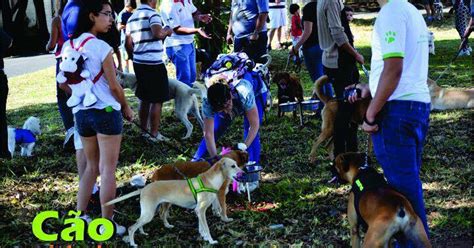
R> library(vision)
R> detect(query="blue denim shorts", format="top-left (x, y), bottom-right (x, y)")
top-left (75, 109), bottom-right (123, 137)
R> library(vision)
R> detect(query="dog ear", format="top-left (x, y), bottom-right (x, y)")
top-left (238, 151), bottom-right (249, 165)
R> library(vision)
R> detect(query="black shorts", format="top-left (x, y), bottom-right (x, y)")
top-left (133, 63), bottom-right (170, 103)
top-left (422, 0), bottom-right (433, 5)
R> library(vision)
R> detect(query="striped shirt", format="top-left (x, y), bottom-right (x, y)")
top-left (126, 4), bottom-right (165, 65)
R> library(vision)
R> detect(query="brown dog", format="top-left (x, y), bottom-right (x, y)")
top-left (309, 75), bottom-right (371, 163)
top-left (151, 150), bottom-right (249, 221)
top-left (334, 152), bottom-right (431, 248)
top-left (427, 78), bottom-right (474, 110)
top-left (273, 72), bottom-right (304, 117)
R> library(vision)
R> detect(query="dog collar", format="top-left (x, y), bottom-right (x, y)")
top-left (187, 176), bottom-right (218, 202)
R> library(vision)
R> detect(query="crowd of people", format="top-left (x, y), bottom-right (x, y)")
top-left (0, 0), bottom-right (473, 245)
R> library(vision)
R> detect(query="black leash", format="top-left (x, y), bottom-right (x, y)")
top-left (435, 39), bottom-right (466, 82)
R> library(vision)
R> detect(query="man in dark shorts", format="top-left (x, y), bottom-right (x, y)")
top-left (0, 29), bottom-right (13, 159)
top-left (126, 0), bottom-right (173, 141)
top-left (423, 0), bottom-right (435, 22)
top-left (117, 0), bottom-right (135, 72)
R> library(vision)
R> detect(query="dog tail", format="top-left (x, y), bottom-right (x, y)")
top-left (261, 54), bottom-right (272, 68)
top-left (314, 75), bottom-right (331, 104)
top-left (103, 189), bottom-right (142, 207)
top-left (192, 82), bottom-right (207, 98)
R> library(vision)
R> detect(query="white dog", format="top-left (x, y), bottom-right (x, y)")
top-left (7, 117), bottom-right (41, 157)
top-left (116, 71), bottom-right (204, 139)
top-left (104, 158), bottom-right (242, 246)
top-left (253, 54), bottom-right (273, 109)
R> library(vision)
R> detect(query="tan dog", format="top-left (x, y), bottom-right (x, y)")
top-left (151, 150), bottom-right (249, 222)
top-left (105, 158), bottom-right (243, 246)
top-left (427, 78), bottom-right (474, 110)
top-left (334, 153), bottom-right (431, 248)
top-left (309, 76), bottom-right (371, 163)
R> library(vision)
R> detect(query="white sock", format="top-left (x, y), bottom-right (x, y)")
top-left (92, 184), bottom-right (99, 194)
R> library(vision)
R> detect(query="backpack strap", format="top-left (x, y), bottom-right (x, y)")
top-left (69, 36), bottom-right (104, 83)
top-left (70, 36), bottom-right (95, 51)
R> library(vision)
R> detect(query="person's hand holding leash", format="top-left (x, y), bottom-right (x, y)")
top-left (249, 31), bottom-right (259, 42)
top-left (355, 52), bottom-right (365, 65)
top-left (345, 84), bottom-right (370, 103)
top-left (122, 105), bottom-right (134, 122)
top-left (289, 46), bottom-right (299, 57)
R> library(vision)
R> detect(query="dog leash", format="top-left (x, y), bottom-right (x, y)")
top-left (284, 55), bottom-right (291, 71)
top-left (434, 41), bottom-right (465, 82)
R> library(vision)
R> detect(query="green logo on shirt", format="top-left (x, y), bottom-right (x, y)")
top-left (385, 31), bottom-right (397, 44)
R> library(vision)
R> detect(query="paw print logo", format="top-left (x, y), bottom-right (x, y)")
top-left (385, 31), bottom-right (396, 44)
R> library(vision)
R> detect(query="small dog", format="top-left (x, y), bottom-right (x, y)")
top-left (433, 0), bottom-right (443, 21)
top-left (334, 152), bottom-right (431, 248)
top-left (105, 158), bottom-right (243, 246)
top-left (116, 71), bottom-right (204, 139)
top-left (428, 31), bottom-right (435, 55)
top-left (7, 116), bottom-right (41, 157)
top-left (427, 78), bottom-right (474, 110)
top-left (151, 149), bottom-right (249, 222)
top-left (309, 76), bottom-right (370, 163)
top-left (272, 72), bottom-right (304, 117)
top-left (253, 54), bottom-right (273, 109)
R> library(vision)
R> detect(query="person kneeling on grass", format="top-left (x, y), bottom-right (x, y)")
top-left (193, 53), bottom-right (268, 179)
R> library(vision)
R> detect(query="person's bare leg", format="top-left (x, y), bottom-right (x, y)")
top-left (268, 28), bottom-right (276, 47)
top-left (76, 149), bottom-right (87, 179)
top-left (97, 133), bottom-right (122, 219)
top-left (149, 102), bottom-right (163, 137)
top-left (139, 101), bottom-right (150, 131)
top-left (277, 27), bottom-right (282, 45)
top-left (77, 136), bottom-right (99, 212)
top-left (425, 4), bottom-right (432, 17)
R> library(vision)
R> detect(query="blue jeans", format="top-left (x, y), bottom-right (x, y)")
top-left (166, 43), bottom-right (196, 87)
top-left (371, 100), bottom-right (430, 246)
top-left (193, 93), bottom-right (267, 163)
top-left (302, 44), bottom-right (333, 97)
top-left (234, 32), bottom-right (268, 63)
top-left (56, 58), bottom-right (75, 131)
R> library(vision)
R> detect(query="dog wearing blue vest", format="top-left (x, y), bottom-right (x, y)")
top-left (104, 157), bottom-right (243, 246)
top-left (7, 116), bottom-right (41, 157)
top-left (334, 152), bottom-right (431, 248)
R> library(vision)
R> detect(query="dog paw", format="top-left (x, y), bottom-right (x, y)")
top-left (308, 154), bottom-right (318, 164)
top-left (221, 217), bottom-right (234, 222)
top-left (156, 133), bottom-right (170, 141)
top-left (212, 206), bottom-right (222, 217)
top-left (164, 223), bottom-right (174, 229)
top-left (207, 239), bottom-right (218, 245)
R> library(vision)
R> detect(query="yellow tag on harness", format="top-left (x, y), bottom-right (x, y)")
top-left (355, 179), bottom-right (364, 191)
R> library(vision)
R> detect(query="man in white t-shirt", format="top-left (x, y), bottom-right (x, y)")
top-left (160, 0), bottom-right (212, 87)
top-left (347, 0), bottom-right (431, 244)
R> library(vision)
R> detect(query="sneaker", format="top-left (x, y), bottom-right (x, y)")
top-left (467, 46), bottom-right (472, 53)
top-left (80, 214), bottom-right (92, 224)
top-left (459, 48), bottom-right (471, 57)
top-left (154, 132), bottom-right (170, 141)
top-left (99, 221), bottom-right (126, 236)
top-left (63, 127), bottom-right (75, 148)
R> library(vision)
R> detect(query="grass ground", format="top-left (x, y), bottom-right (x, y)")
top-left (0, 15), bottom-right (472, 247)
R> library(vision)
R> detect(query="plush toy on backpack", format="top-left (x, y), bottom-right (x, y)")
top-left (57, 40), bottom-right (98, 107)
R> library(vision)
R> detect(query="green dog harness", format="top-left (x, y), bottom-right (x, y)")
top-left (187, 176), bottom-right (218, 201)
